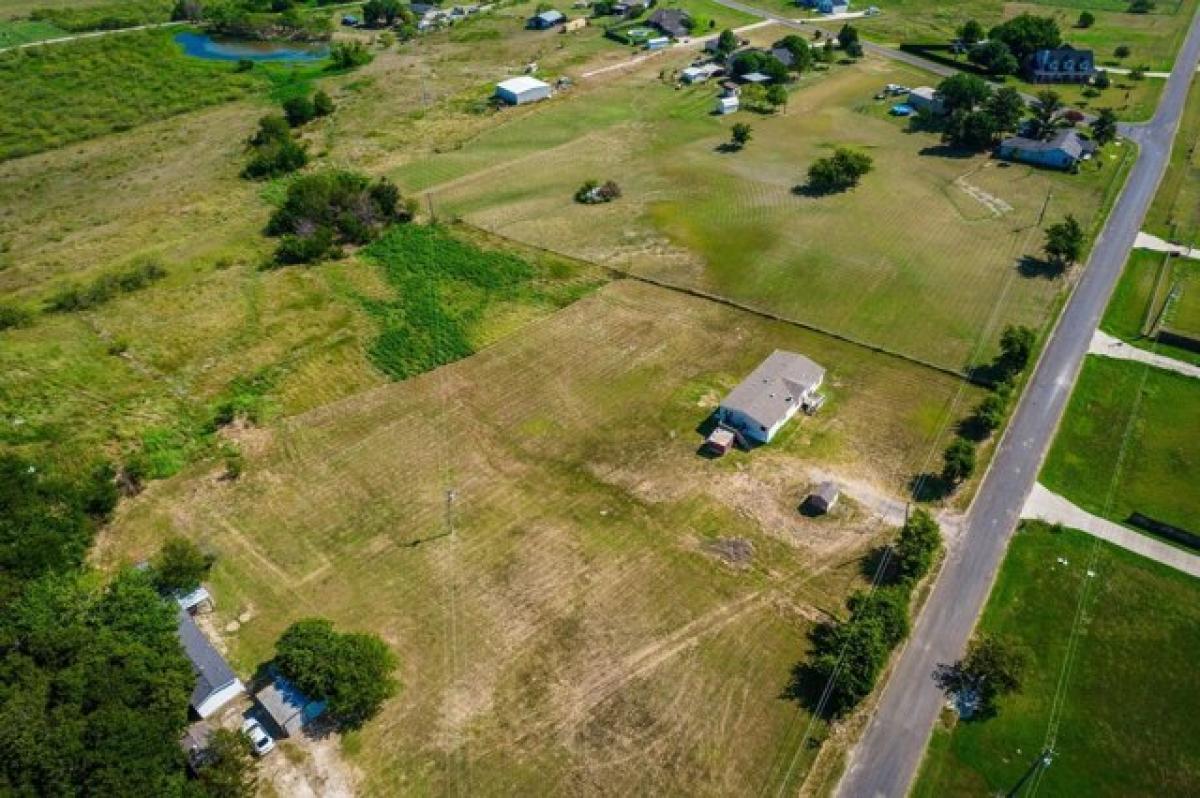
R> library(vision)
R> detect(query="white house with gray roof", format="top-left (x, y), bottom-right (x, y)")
top-left (717, 350), bottom-right (825, 444)
top-left (177, 609), bottom-right (245, 719)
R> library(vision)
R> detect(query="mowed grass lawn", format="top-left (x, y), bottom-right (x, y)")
top-left (1103, 248), bottom-right (1200, 365)
top-left (1145, 77), bottom-right (1200, 245)
top-left (401, 55), bottom-right (1124, 370)
top-left (913, 521), bottom-right (1200, 798)
top-left (0, 28), bottom-right (265, 160)
top-left (103, 280), bottom-right (980, 796)
top-left (1041, 355), bottom-right (1200, 533)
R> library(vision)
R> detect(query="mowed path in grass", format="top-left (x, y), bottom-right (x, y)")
top-left (913, 522), bottom-right (1200, 798)
top-left (106, 280), bottom-right (980, 795)
top-left (402, 55), bottom-right (1120, 371)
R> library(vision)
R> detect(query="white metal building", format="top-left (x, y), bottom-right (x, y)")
top-left (495, 76), bottom-right (552, 105)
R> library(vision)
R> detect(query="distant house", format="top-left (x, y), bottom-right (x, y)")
top-left (1024, 46), bottom-right (1095, 84)
top-left (806, 481), bottom-right (840, 514)
top-left (906, 86), bottom-right (945, 115)
top-left (716, 94), bottom-right (740, 114)
top-left (495, 76), bottom-right (552, 105)
top-left (612, 0), bottom-right (654, 15)
top-left (177, 609), bottom-right (245, 719)
top-left (648, 8), bottom-right (690, 38)
top-left (527, 9), bottom-right (565, 28)
top-left (716, 350), bottom-right (826, 444)
top-left (681, 63), bottom-right (722, 83)
top-left (255, 675), bottom-right (327, 738)
top-left (997, 129), bottom-right (1096, 170)
top-left (770, 46), bottom-right (796, 69)
top-left (800, 0), bottom-right (849, 14)
top-left (646, 35), bottom-right (670, 50)
top-left (562, 16), bottom-right (587, 31)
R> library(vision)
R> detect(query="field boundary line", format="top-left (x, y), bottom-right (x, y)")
top-left (0, 20), bottom-right (186, 54)
top-left (447, 220), bottom-right (986, 386)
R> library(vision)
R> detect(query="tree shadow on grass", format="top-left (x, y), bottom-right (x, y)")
top-left (714, 142), bottom-right (744, 154)
top-left (860, 544), bottom-right (900, 583)
top-left (1017, 255), bottom-right (1064, 280)
top-left (909, 472), bottom-right (952, 502)
top-left (917, 143), bottom-right (977, 159)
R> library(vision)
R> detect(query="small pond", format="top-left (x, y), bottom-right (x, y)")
top-left (175, 31), bottom-right (329, 62)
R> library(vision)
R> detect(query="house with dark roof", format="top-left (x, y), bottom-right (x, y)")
top-left (997, 128), bottom-right (1096, 170)
top-left (716, 350), bottom-right (825, 444)
top-left (177, 609), bottom-right (245, 718)
top-left (770, 46), bottom-right (796, 69)
top-left (1024, 46), bottom-right (1095, 84)
top-left (648, 7), bottom-right (690, 38)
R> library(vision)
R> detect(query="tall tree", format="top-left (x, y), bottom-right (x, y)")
top-left (1031, 89), bottom-right (1063, 139)
top-left (195, 729), bottom-right (257, 798)
top-left (892, 509), bottom-right (942, 584)
top-left (988, 13), bottom-right (1062, 61)
top-left (985, 86), bottom-right (1026, 134)
top-left (942, 438), bottom-right (977, 484)
top-left (1091, 107), bottom-right (1118, 145)
top-left (1043, 214), bottom-right (1084, 269)
top-left (936, 72), bottom-right (992, 113)
top-left (958, 18), bottom-right (985, 45)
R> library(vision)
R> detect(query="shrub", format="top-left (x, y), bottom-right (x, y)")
top-left (805, 147), bottom-right (873, 194)
top-left (1094, 69), bottom-right (1111, 90)
top-left (46, 259), bottom-right (167, 313)
top-left (1077, 10), bottom-right (1095, 27)
top-left (234, 58), bottom-right (254, 73)
top-left (329, 40), bottom-right (372, 70)
top-left (313, 89), bottom-right (335, 117)
top-left (1128, 0), bottom-right (1155, 12)
top-left (892, 509), bottom-right (942, 584)
top-left (574, 179), bottom-right (622, 203)
top-left (283, 94), bottom-right (316, 127)
top-left (0, 302), bottom-right (34, 331)
top-left (1114, 44), bottom-right (1131, 59)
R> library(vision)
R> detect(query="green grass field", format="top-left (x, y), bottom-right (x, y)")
top-left (101, 278), bottom-right (979, 795)
top-left (1146, 78), bottom-right (1200, 244)
top-left (397, 54), bottom-right (1126, 372)
top-left (0, 28), bottom-right (269, 160)
top-left (1102, 249), bottom-right (1200, 365)
top-left (913, 521), bottom-right (1200, 798)
top-left (1041, 355), bottom-right (1200, 533)
top-left (0, 17), bottom-right (62, 45)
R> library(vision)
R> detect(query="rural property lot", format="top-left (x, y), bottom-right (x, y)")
top-left (103, 280), bottom-right (981, 795)
top-left (1041, 354), bottom-right (1200, 534)
top-left (400, 53), bottom-right (1125, 371)
top-left (912, 522), bottom-right (1200, 798)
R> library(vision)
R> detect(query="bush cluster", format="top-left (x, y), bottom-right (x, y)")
top-left (243, 114), bottom-right (308, 179)
top-left (45, 259), bottom-right (166, 313)
top-left (266, 170), bottom-right (410, 263)
top-left (803, 510), bottom-right (942, 717)
top-left (963, 13), bottom-right (1061, 77)
top-left (330, 40), bottom-right (372, 70)
top-left (283, 89), bottom-right (335, 127)
top-left (574, 179), bottom-right (622, 204)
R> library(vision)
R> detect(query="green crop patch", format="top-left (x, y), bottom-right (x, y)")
top-left (360, 224), bottom-right (604, 379)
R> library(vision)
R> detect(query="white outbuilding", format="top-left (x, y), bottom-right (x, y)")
top-left (715, 95), bottom-right (739, 115)
top-left (495, 76), bottom-right (552, 105)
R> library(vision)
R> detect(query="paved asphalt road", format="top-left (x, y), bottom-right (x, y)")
top-left (836, 9), bottom-right (1200, 798)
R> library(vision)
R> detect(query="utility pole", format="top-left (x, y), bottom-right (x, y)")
top-left (1006, 748), bottom-right (1054, 797)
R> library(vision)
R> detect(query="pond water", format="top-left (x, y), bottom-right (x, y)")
top-left (175, 31), bottom-right (328, 62)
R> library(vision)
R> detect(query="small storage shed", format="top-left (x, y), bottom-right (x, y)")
top-left (256, 675), bottom-right (327, 738)
top-left (646, 36), bottom-right (670, 50)
top-left (527, 8), bottom-right (565, 28)
top-left (705, 426), bottom-right (737, 455)
top-left (807, 481), bottom-right (840, 514)
top-left (716, 95), bottom-right (739, 114)
top-left (495, 76), bottom-right (552, 105)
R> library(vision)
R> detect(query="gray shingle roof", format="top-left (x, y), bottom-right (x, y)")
top-left (1000, 128), bottom-right (1087, 159)
top-left (720, 350), bottom-right (825, 430)
top-left (177, 609), bottom-right (239, 711)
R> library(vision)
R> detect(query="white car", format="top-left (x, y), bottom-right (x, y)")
top-left (242, 718), bottom-right (275, 757)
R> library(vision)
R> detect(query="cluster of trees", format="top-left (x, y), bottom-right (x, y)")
top-left (266, 171), bottom-right (412, 263)
top-left (361, 0), bottom-right (415, 28)
top-left (936, 74), bottom-right (1025, 149)
top-left (244, 90), bottom-right (335, 179)
top-left (45, 259), bottom-right (167, 313)
top-left (942, 325), bottom-right (1037, 486)
top-left (574, 179), bottom-right (622, 204)
top-left (837, 23), bottom-right (863, 59)
top-left (741, 83), bottom-right (789, 114)
top-left (962, 13), bottom-right (1061, 77)
top-left (0, 454), bottom-right (223, 795)
top-left (275, 618), bottom-right (398, 728)
top-left (804, 147), bottom-right (873, 194)
top-left (183, 0), bottom-right (334, 42)
top-left (729, 49), bottom-right (789, 84)
top-left (802, 510), bottom-right (942, 717)
top-left (243, 115), bottom-right (308, 179)
top-left (774, 34), bottom-right (814, 73)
